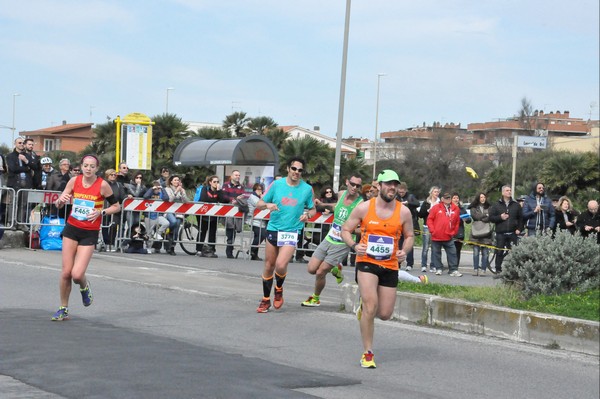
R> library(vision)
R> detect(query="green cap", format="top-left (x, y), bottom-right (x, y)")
top-left (377, 169), bottom-right (400, 183)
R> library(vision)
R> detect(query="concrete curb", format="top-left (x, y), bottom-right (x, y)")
top-left (341, 283), bottom-right (600, 356)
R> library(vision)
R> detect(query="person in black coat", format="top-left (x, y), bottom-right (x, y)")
top-left (197, 175), bottom-right (227, 257)
top-left (553, 196), bottom-right (579, 235)
top-left (489, 185), bottom-right (524, 273)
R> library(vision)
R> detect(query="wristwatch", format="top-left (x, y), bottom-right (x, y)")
top-left (351, 243), bottom-right (357, 252)
top-left (101, 209), bottom-right (107, 216)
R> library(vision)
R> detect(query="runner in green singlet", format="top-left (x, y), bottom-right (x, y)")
top-left (301, 174), bottom-right (363, 307)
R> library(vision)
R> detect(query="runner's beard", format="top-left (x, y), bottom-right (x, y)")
top-left (379, 191), bottom-right (395, 203)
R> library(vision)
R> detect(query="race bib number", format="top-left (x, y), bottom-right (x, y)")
top-left (277, 231), bottom-right (298, 247)
top-left (327, 222), bottom-right (343, 242)
top-left (72, 198), bottom-right (95, 221)
top-left (366, 234), bottom-right (394, 260)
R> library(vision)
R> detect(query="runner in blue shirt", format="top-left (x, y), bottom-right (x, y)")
top-left (255, 157), bottom-right (315, 313)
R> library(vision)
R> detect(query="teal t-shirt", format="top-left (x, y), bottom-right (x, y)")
top-left (263, 178), bottom-right (314, 232)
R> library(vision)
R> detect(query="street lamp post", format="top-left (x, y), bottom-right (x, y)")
top-left (372, 73), bottom-right (385, 179)
top-left (12, 93), bottom-right (20, 143)
top-left (166, 87), bottom-right (174, 113)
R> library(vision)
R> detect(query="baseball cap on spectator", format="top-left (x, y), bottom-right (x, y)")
top-left (442, 192), bottom-right (452, 199)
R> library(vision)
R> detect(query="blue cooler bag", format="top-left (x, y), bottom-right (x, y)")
top-left (40, 216), bottom-right (65, 251)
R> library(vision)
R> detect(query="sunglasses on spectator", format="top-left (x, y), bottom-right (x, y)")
top-left (72, 169), bottom-right (80, 172)
top-left (325, 190), bottom-right (332, 194)
top-left (347, 182), bottom-right (361, 188)
top-left (290, 166), bottom-right (303, 173)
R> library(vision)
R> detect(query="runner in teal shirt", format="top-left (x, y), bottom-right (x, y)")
top-left (255, 157), bottom-right (315, 313)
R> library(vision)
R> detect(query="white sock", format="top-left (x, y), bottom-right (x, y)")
top-left (398, 270), bottom-right (420, 283)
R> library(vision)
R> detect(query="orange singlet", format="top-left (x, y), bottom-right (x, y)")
top-left (356, 198), bottom-right (403, 271)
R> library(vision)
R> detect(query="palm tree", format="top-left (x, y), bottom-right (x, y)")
top-left (540, 151), bottom-right (600, 198)
top-left (263, 127), bottom-right (289, 151)
top-left (248, 116), bottom-right (277, 135)
top-left (340, 157), bottom-right (370, 182)
top-left (151, 113), bottom-right (190, 177)
top-left (281, 136), bottom-right (334, 185)
top-left (81, 120), bottom-right (117, 171)
top-left (222, 111), bottom-right (250, 137)
top-left (191, 126), bottom-right (232, 140)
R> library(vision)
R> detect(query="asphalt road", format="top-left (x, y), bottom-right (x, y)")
top-left (1, 247), bottom-right (598, 399)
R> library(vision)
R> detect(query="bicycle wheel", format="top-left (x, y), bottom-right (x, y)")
top-left (179, 220), bottom-right (199, 255)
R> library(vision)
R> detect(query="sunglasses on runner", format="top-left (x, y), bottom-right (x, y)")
top-left (290, 166), bottom-right (304, 173)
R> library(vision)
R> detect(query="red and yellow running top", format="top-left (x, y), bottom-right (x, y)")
top-left (67, 175), bottom-right (105, 231)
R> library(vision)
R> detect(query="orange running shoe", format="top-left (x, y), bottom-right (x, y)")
top-left (273, 287), bottom-right (284, 309)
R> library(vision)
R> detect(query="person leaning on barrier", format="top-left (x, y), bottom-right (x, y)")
top-left (246, 183), bottom-right (267, 261)
top-left (164, 174), bottom-right (189, 255)
top-left (0, 153), bottom-right (7, 229)
top-left (5, 137), bottom-right (34, 230)
top-left (197, 175), bottom-right (226, 258)
top-left (46, 158), bottom-right (72, 217)
top-left (39, 157), bottom-right (54, 190)
top-left (101, 169), bottom-right (127, 250)
top-left (143, 181), bottom-right (170, 252)
top-left (222, 169), bottom-right (246, 259)
top-left (24, 138), bottom-right (42, 190)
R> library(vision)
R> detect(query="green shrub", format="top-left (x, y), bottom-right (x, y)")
top-left (502, 230), bottom-right (600, 298)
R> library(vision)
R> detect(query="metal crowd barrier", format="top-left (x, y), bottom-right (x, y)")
top-left (119, 198), bottom-right (337, 259)
top-left (0, 186), bottom-right (16, 230)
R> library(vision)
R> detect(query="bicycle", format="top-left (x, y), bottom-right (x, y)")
top-left (178, 218), bottom-right (200, 255)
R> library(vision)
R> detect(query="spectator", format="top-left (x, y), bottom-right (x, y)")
top-left (158, 167), bottom-right (170, 188)
top-left (39, 157), bottom-right (54, 190)
top-left (361, 184), bottom-right (372, 201)
top-left (143, 181), bottom-right (170, 252)
top-left (197, 175), bottom-right (226, 257)
top-left (124, 222), bottom-right (149, 254)
top-left (427, 192), bottom-right (462, 277)
top-left (576, 200), bottom-right (600, 244)
top-left (369, 185), bottom-right (379, 199)
top-left (522, 182), bottom-right (555, 236)
top-left (24, 138), bottom-right (42, 190)
top-left (489, 185), bottom-right (523, 275)
top-left (469, 193), bottom-right (493, 276)
top-left (554, 196), bottom-right (579, 235)
top-left (418, 186), bottom-right (441, 273)
top-left (0, 153), bottom-right (7, 229)
top-left (222, 170), bottom-right (246, 259)
top-left (116, 162), bottom-right (130, 185)
top-left (5, 137), bottom-right (34, 230)
top-left (164, 174), bottom-right (189, 255)
top-left (397, 181), bottom-right (420, 271)
top-left (247, 183), bottom-right (267, 261)
top-left (71, 164), bottom-right (81, 177)
top-left (125, 172), bottom-right (148, 228)
top-left (46, 158), bottom-right (72, 217)
top-left (451, 192), bottom-right (471, 268)
top-left (101, 169), bottom-right (127, 250)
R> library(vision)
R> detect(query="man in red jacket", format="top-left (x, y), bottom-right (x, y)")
top-left (427, 192), bottom-right (462, 277)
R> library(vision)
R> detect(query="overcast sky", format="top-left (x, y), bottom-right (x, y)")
top-left (0, 0), bottom-right (598, 147)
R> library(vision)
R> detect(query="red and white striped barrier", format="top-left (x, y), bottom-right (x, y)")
top-left (121, 199), bottom-right (335, 223)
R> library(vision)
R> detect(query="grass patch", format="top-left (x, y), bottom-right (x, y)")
top-left (397, 282), bottom-right (600, 322)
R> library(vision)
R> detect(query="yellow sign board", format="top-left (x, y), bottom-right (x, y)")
top-left (115, 113), bottom-right (155, 170)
